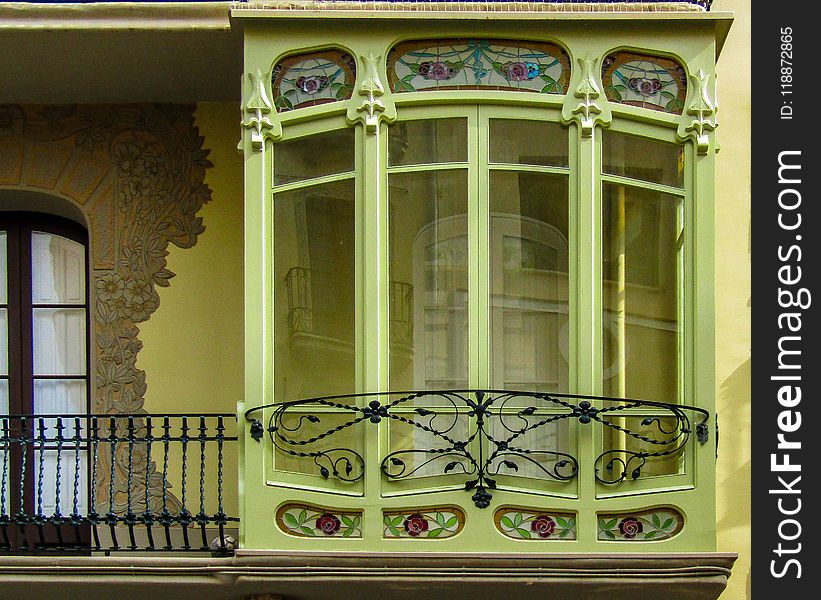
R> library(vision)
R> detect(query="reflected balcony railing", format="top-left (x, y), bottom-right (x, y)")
top-left (285, 266), bottom-right (413, 347)
top-left (0, 413), bottom-right (238, 555)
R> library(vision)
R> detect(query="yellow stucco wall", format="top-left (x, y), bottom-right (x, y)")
top-left (138, 102), bottom-right (244, 516)
top-left (713, 1), bottom-right (751, 598)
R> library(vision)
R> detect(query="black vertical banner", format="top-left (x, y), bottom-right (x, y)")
top-left (752, 0), bottom-right (816, 596)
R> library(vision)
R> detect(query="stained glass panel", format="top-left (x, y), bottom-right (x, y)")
top-left (601, 51), bottom-right (687, 114)
top-left (272, 49), bottom-right (357, 113)
top-left (387, 39), bottom-right (570, 95)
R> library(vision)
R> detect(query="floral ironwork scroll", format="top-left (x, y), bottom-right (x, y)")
top-left (245, 390), bottom-right (710, 508)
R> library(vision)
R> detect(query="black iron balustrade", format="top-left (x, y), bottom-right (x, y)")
top-left (245, 390), bottom-right (710, 508)
top-left (0, 413), bottom-right (238, 554)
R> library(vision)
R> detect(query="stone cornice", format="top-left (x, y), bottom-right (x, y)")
top-left (0, 1), bottom-right (232, 30)
top-left (0, 552), bottom-right (738, 600)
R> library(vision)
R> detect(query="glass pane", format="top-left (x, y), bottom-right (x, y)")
top-left (388, 119), bottom-right (468, 167)
top-left (31, 232), bottom-right (86, 305)
top-left (34, 449), bottom-right (88, 516)
top-left (602, 131), bottom-right (684, 188)
top-left (487, 418), bottom-right (570, 479)
top-left (0, 379), bottom-right (7, 414)
top-left (489, 119), bottom-right (568, 167)
top-left (33, 308), bottom-right (86, 375)
top-left (273, 128), bottom-right (355, 186)
top-left (0, 231), bottom-right (6, 304)
top-left (274, 180), bottom-right (356, 402)
top-left (389, 170), bottom-right (469, 393)
top-left (489, 171), bottom-right (569, 396)
top-left (274, 412), bottom-right (364, 477)
top-left (601, 416), bottom-right (683, 478)
top-left (387, 417), bottom-right (470, 479)
top-left (34, 379), bottom-right (86, 415)
top-left (602, 183), bottom-right (682, 404)
top-left (0, 309), bottom-right (7, 376)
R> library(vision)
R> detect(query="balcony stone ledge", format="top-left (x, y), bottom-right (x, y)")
top-left (0, 551), bottom-right (737, 600)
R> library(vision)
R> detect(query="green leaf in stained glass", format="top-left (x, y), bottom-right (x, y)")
top-left (283, 512), bottom-right (299, 528)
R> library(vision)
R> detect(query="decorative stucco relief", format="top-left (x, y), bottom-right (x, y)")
top-left (0, 103), bottom-right (212, 514)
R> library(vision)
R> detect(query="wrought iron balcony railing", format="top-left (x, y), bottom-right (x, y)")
top-left (0, 413), bottom-right (238, 555)
top-left (245, 390), bottom-right (710, 509)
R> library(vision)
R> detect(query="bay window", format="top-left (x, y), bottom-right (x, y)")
top-left (240, 15), bottom-right (719, 552)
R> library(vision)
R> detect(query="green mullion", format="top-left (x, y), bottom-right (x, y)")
top-left (486, 163), bottom-right (570, 176)
top-left (385, 162), bottom-right (469, 175)
top-left (474, 107), bottom-right (489, 390)
top-left (572, 120), bottom-right (600, 544)
top-left (600, 173), bottom-right (686, 198)
top-left (271, 171), bottom-right (356, 195)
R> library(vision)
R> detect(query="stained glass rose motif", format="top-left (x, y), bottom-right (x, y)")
top-left (296, 75), bottom-right (330, 95)
top-left (316, 513), bottom-right (342, 535)
top-left (618, 517), bottom-right (644, 539)
top-left (418, 61), bottom-right (458, 81)
top-left (628, 77), bottom-right (663, 97)
top-left (403, 513), bottom-right (429, 537)
top-left (530, 515), bottom-right (557, 538)
top-left (502, 61), bottom-right (539, 81)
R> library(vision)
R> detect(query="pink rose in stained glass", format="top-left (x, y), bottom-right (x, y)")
top-left (628, 77), bottom-right (663, 97)
top-left (419, 61), bottom-right (457, 81)
top-left (296, 75), bottom-right (330, 95)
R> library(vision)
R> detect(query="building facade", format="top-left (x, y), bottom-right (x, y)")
top-left (0, 1), bottom-right (750, 598)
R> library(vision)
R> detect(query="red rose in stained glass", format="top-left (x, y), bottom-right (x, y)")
top-left (315, 513), bottom-right (341, 535)
top-left (403, 514), bottom-right (429, 537)
top-left (530, 515), bottom-right (557, 538)
top-left (618, 517), bottom-right (644, 539)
